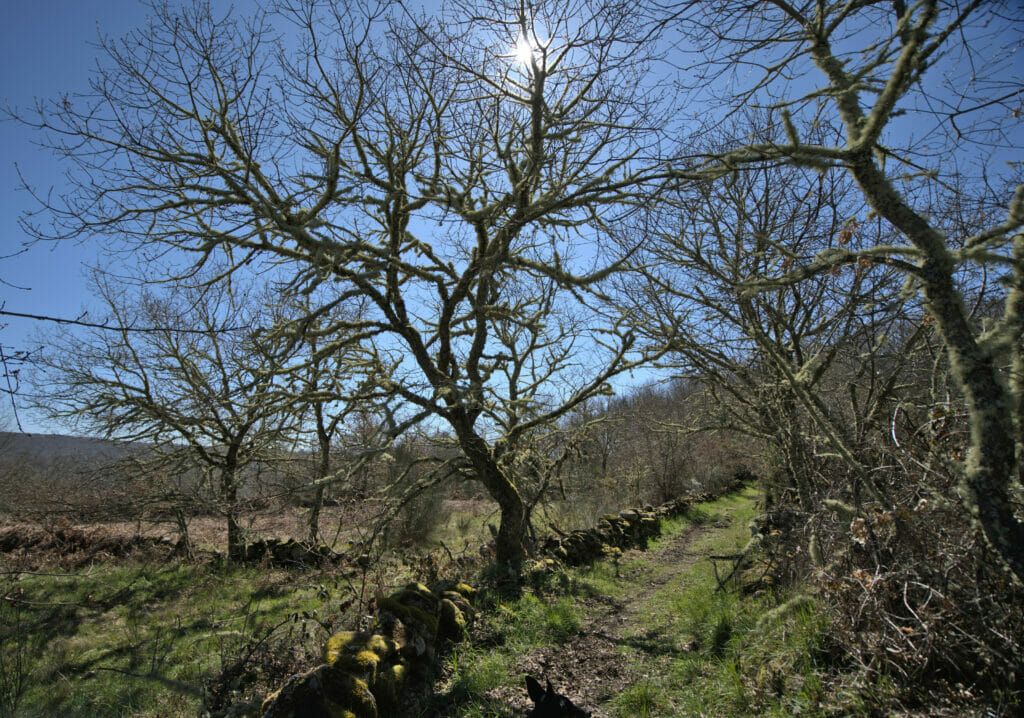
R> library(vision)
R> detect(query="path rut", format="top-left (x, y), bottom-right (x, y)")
top-left (497, 520), bottom-right (721, 717)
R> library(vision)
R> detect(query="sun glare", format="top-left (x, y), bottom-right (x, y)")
top-left (514, 34), bottom-right (535, 66)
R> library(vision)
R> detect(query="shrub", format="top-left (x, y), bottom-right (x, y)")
top-left (389, 486), bottom-right (447, 548)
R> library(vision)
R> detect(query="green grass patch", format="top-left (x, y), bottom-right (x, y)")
top-left (447, 649), bottom-right (512, 699)
top-left (1, 559), bottom-right (348, 717)
top-left (633, 488), bottom-right (831, 716)
top-left (613, 679), bottom-right (668, 717)
top-left (426, 485), bottom-right (833, 717)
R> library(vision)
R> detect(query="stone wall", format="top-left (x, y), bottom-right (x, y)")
top-left (260, 581), bottom-right (475, 718)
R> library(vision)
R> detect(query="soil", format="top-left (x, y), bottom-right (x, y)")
top-left (413, 519), bottom-right (720, 717)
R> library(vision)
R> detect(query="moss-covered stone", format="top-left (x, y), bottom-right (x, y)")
top-left (364, 632), bottom-right (390, 658)
top-left (332, 649), bottom-right (381, 684)
top-left (394, 582), bottom-right (439, 614)
top-left (452, 582), bottom-right (476, 603)
top-left (261, 665), bottom-right (376, 718)
top-left (320, 669), bottom-right (377, 718)
top-left (377, 596), bottom-right (439, 636)
top-left (324, 631), bottom-right (366, 664)
top-left (265, 580), bottom-right (479, 718)
top-left (437, 598), bottom-right (467, 641)
top-left (440, 590), bottom-right (475, 620)
top-left (371, 662), bottom-right (407, 711)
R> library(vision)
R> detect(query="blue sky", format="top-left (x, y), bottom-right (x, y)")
top-left (2, 3), bottom-right (1020, 434)
top-left (1, 3), bottom-right (170, 429)
top-left (0, 2), bottom-right (245, 432)
top-left (2, 4), bottom-right (139, 428)
top-left (1, 4), bottom-right (148, 295)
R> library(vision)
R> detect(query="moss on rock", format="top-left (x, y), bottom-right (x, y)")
top-left (377, 596), bottom-right (439, 636)
top-left (437, 598), bottom-right (467, 641)
top-left (371, 662), bottom-right (407, 711)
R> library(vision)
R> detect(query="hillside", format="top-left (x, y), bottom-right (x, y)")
top-left (0, 431), bottom-right (133, 468)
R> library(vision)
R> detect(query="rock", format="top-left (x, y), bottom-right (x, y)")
top-left (263, 582), bottom-right (477, 718)
top-left (261, 665), bottom-right (377, 718)
top-left (437, 598), bottom-right (467, 641)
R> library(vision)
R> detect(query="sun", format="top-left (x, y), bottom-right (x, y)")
top-left (514, 33), bottom-right (535, 67)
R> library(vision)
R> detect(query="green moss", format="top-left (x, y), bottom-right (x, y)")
top-left (453, 582), bottom-right (477, 603)
top-left (395, 582), bottom-right (439, 613)
top-left (331, 649), bottom-right (381, 683)
top-left (366, 632), bottom-right (388, 652)
top-left (438, 598), bottom-right (467, 641)
top-left (324, 631), bottom-right (367, 664)
top-left (372, 662), bottom-right (407, 710)
top-left (320, 669), bottom-right (377, 718)
top-left (377, 596), bottom-right (439, 636)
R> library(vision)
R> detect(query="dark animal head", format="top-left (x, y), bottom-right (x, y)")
top-left (525, 676), bottom-right (591, 718)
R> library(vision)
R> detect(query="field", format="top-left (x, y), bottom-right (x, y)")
top-left (0, 484), bottom-right (846, 718)
top-left (3, 473), bottom-right (1018, 717)
top-left (0, 492), bottom-right (500, 718)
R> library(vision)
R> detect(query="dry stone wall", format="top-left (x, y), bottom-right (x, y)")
top-left (258, 472), bottom-right (753, 716)
top-left (537, 480), bottom-right (750, 566)
top-left (260, 581), bottom-right (476, 718)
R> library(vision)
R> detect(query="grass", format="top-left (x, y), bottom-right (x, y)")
top-left (426, 486), bottom-right (833, 717)
top-left (611, 488), bottom-right (831, 717)
top-left (0, 558), bottom-right (362, 717)
top-left (4, 485), bottom-right (833, 717)
top-left (613, 680), bottom-right (667, 717)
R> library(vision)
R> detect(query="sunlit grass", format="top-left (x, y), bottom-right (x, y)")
top-left (3, 560), bottom-right (346, 717)
top-left (428, 485), bottom-right (833, 717)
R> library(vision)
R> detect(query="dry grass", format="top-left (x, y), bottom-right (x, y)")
top-left (0, 496), bottom-right (500, 571)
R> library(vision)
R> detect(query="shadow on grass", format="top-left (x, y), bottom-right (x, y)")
top-left (412, 691), bottom-right (517, 718)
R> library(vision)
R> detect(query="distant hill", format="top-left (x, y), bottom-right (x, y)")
top-left (0, 431), bottom-right (136, 468)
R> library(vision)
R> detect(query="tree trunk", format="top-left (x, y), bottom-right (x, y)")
top-left (173, 505), bottom-right (194, 561)
top-left (493, 478), bottom-right (528, 574)
top-left (850, 157), bottom-right (1024, 585)
top-left (308, 484), bottom-right (326, 544)
top-left (308, 408), bottom-right (332, 544)
top-left (221, 464), bottom-right (244, 562)
top-left (452, 416), bottom-right (528, 574)
top-left (1006, 233), bottom-right (1024, 488)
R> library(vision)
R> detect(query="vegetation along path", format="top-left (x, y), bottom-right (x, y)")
top-left (412, 486), bottom-right (826, 717)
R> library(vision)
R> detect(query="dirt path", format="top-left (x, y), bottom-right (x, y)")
top-left (495, 520), bottom-right (721, 717)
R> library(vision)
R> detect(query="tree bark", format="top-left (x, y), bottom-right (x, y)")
top-left (173, 505), bottom-right (194, 561)
top-left (849, 156), bottom-right (1024, 585)
top-left (221, 460), bottom-right (244, 563)
top-left (452, 415), bottom-right (528, 573)
top-left (307, 405), bottom-right (331, 544)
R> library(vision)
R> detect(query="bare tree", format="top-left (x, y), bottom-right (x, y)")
top-left (660, 1), bottom-right (1024, 583)
top-left (17, 0), bottom-right (673, 571)
top-left (638, 149), bottom-right (919, 510)
top-left (265, 292), bottom-right (385, 542)
top-left (31, 275), bottom-right (296, 561)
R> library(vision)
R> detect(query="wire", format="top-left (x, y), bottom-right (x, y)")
top-left (0, 309), bottom-right (247, 335)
